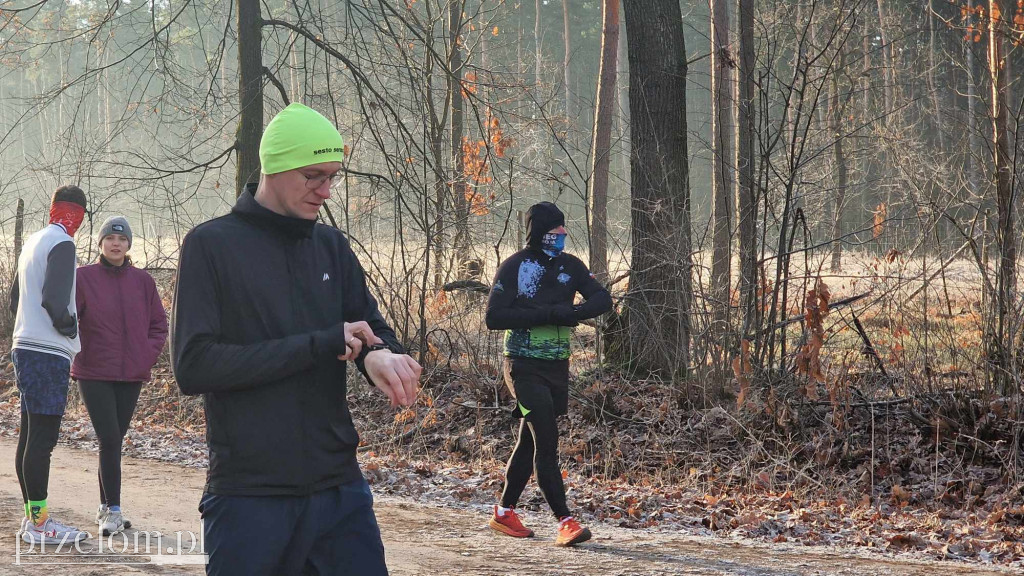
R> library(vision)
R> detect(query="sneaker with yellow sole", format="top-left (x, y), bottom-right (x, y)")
top-left (555, 516), bottom-right (591, 547)
top-left (488, 506), bottom-right (534, 538)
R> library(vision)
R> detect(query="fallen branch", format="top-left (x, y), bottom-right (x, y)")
top-left (849, 310), bottom-right (888, 378)
top-left (763, 291), bottom-right (872, 333)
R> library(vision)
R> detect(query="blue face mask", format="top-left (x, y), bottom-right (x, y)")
top-left (542, 233), bottom-right (567, 257)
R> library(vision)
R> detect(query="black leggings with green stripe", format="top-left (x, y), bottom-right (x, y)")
top-left (499, 357), bottom-right (571, 519)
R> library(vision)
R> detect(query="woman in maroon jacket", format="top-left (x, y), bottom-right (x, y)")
top-left (72, 216), bottom-right (167, 536)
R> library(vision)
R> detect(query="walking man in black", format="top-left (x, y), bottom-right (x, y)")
top-left (485, 201), bottom-right (612, 546)
top-left (172, 103), bottom-right (420, 575)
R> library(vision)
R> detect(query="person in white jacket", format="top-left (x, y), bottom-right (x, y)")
top-left (8, 185), bottom-right (89, 545)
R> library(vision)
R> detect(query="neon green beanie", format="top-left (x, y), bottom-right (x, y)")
top-left (259, 103), bottom-right (345, 175)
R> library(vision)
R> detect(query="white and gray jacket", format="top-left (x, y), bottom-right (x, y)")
top-left (9, 224), bottom-right (81, 360)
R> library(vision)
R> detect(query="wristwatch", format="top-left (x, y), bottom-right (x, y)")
top-left (366, 343), bottom-right (390, 353)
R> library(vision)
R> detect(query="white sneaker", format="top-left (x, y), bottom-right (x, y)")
top-left (22, 517), bottom-right (88, 545)
top-left (100, 510), bottom-right (125, 536)
top-left (96, 504), bottom-right (108, 524)
top-left (17, 517), bottom-right (29, 535)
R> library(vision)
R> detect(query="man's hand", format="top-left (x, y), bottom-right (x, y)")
top-left (549, 305), bottom-right (579, 327)
top-left (54, 312), bottom-right (78, 339)
top-left (364, 350), bottom-right (422, 408)
top-left (336, 321), bottom-right (383, 362)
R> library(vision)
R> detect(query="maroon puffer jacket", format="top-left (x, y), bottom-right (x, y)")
top-left (71, 261), bottom-right (168, 382)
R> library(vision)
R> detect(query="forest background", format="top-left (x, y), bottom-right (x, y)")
top-left (1, 0), bottom-right (1023, 567)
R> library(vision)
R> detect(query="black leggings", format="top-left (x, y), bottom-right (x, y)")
top-left (78, 380), bottom-right (142, 508)
top-left (499, 358), bottom-right (571, 519)
top-left (16, 411), bottom-right (63, 505)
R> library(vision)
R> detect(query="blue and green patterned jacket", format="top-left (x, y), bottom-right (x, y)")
top-left (485, 249), bottom-right (612, 360)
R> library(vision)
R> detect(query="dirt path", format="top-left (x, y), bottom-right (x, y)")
top-left (0, 438), bottom-right (1015, 575)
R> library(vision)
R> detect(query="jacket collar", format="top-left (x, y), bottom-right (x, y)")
top-left (99, 255), bottom-right (130, 270)
top-left (231, 183), bottom-right (316, 240)
top-left (524, 246), bottom-right (558, 263)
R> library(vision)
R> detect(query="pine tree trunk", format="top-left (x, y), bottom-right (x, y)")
top-left (927, 0), bottom-right (945, 151)
top-left (876, 0), bottom-right (893, 116)
top-left (615, 17), bottom-right (630, 199)
top-left (13, 199), bottom-right (24, 269)
top-left (861, 29), bottom-right (873, 223)
top-left (617, 20), bottom-right (629, 123)
top-left (710, 0), bottom-right (734, 339)
top-left (450, 1), bottom-right (469, 257)
top-left (989, 0), bottom-right (1017, 390)
top-left (588, 0), bottom-right (620, 285)
top-left (535, 0), bottom-right (543, 88)
top-left (736, 0), bottom-right (757, 332)
top-left (966, 0), bottom-right (981, 196)
top-left (830, 49), bottom-right (849, 273)
top-left (562, 0), bottom-right (572, 116)
top-left (236, 0), bottom-right (264, 197)
top-left (289, 32), bottom-right (300, 100)
top-left (431, 127), bottom-right (446, 290)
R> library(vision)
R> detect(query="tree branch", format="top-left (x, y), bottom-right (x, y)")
top-left (263, 66), bottom-right (290, 106)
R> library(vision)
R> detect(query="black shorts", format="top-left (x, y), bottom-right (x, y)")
top-left (503, 356), bottom-right (570, 418)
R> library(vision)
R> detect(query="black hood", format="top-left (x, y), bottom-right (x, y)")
top-left (525, 202), bottom-right (565, 249)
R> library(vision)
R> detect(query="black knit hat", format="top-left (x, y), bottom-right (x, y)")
top-left (525, 201), bottom-right (565, 249)
top-left (52, 185), bottom-right (87, 211)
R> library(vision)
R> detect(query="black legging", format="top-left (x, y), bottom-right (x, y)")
top-left (499, 406), bottom-right (570, 519)
top-left (78, 380), bottom-right (142, 508)
top-left (16, 411), bottom-right (63, 505)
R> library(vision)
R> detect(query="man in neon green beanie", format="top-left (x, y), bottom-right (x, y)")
top-left (173, 102), bottom-right (421, 575)
top-left (257, 102), bottom-right (347, 219)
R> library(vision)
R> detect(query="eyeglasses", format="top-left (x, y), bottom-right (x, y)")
top-left (301, 171), bottom-right (342, 190)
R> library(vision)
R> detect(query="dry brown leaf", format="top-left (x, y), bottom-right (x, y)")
top-left (873, 203), bottom-right (887, 238)
top-left (892, 484), bottom-right (911, 504)
top-left (886, 532), bottom-right (926, 550)
top-left (990, 397), bottom-right (1015, 417)
top-left (795, 279), bottom-right (830, 398)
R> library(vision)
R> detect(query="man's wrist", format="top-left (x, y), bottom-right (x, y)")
top-left (359, 343), bottom-right (392, 368)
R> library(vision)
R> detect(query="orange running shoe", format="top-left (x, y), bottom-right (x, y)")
top-left (488, 506), bottom-right (534, 538)
top-left (555, 516), bottom-right (591, 547)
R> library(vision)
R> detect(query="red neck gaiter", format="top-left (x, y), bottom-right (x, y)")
top-left (49, 201), bottom-right (85, 237)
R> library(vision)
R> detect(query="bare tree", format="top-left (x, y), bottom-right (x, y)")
top-left (450, 0), bottom-right (470, 258)
top-left (710, 0), bottom-right (734, 341)
top-left (617, 0), bottom-right (693, 380)
top-left (562, 0), bottom-right (572, 116)
top-left (926, 0), bottom-right (945, 152)
top-left (236, 0), bottom-right (263, 196)
top-left (876, 0), bottom-right (893, 115)
top-left (535, 0), bottom-right (543, 88)
top-left (13, 198), bottom-right (24, 271)
top-left (587, 0), bottom-right (620, 285)
top-left (966, 0), bottom-right (982, 196)
top-left (988, 0), bottom-right (1017, 390)
top-left (736, 0), bottom-right (757, 331)
top-left (829, 46), bottom-right (850, 272)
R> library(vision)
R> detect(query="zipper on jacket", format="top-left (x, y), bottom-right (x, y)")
top-left (286, 241), bottom-right (311, 494)
top-left (116, 268), bottom-right (128, 378)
